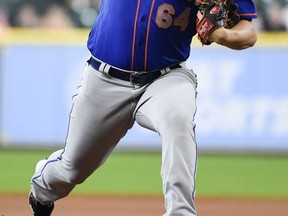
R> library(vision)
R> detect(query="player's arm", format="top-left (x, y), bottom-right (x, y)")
top-left (208, 19), bottom-right (257, 50)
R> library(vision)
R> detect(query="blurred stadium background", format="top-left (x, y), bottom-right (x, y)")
top-left (0, 0), bottom-right (288, 31)
top-left (0, 0), bottom-right (288, 210)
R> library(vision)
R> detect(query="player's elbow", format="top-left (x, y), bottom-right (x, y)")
top-left (233, 36), bottom-right (257, 50)
top-left (248, 31), bottom-right (258, 47)
top-left (232, 21), bottom-right (258, 50)
top-left (235, 30), bottom-right (257, 50)
top-left (225, 26), bottom-right (257, 50)
top-left (244, 28), bottom-right (258, 48)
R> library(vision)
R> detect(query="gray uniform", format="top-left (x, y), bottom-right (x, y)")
top-left (31, 61), bottom-right (198, 215)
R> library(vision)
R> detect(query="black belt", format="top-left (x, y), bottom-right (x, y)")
top-left (87, 57), bottom-right (181, 85)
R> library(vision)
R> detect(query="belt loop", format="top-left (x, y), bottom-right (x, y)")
top-left (99, 62), bottom-right (111, 76)
top-left (160, 66), bottom-right (171, 75)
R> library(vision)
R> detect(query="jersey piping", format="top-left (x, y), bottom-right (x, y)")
top-left (239, 13), bottom-right (257, 16)
top-left (144, 0), bottom-right (156, 71)
top-left (131, 0), bottom-right (141, 71)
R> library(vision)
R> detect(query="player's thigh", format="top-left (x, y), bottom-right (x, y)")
top-left (135, 68), bottom-right (197, 131)
top-left (63, 65), bottom-right (136, 172)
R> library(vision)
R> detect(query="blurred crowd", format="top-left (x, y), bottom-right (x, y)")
top-left (0, 0), bottom-right (100, 29)
top-left (0, 0), bottom-right (288, 31)
top-left (254, 0), bottom-right (288, 31)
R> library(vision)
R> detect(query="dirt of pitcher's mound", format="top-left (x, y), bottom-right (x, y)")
top-left (1, 194), bottom-right (288, 216)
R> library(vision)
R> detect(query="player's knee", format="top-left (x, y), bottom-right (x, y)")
top-left (62, 163), bottom-right (89, 185)
top-left (161, 113), bottom-right (194, 134)
top-left (66, 172), bottom-right (87, 185)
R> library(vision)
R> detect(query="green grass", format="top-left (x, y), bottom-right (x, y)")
top-left (0, 149), bottom-right (50, 194)
top-left (196, 154), bottom-right (288, 198)
top-left (0, 149), bottom-right (288, 198)
top-left (0, 149), bottom-right (163, 196)
top-left (74, 151), bottom-right (163, 196)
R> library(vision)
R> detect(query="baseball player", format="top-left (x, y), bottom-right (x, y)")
top-left (29, 0), bottom-right (257, 215)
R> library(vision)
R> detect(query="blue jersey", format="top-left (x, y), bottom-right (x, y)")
top-left (87, 0), bottom-right (257, 71)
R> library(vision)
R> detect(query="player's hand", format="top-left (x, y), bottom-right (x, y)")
top-left (222, 0), bottom-right (240, 29)
top-left (195, 0), bottom-right (225, 45)
top-left (197, 10), bottom-right (227, 44)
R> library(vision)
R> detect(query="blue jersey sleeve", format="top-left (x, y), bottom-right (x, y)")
top-left (234, 0), bottom-right (257, 20)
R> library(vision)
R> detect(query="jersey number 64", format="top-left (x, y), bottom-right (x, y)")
top-left (156, 4), bottom-right (192, 31)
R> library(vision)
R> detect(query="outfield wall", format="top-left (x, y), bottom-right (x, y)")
top-left (0, 30), bottom-right (287, 151)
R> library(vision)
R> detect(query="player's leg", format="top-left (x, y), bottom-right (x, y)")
top-left (135, 68), bottom-right (198, 216)
top-left (30, 64), bottom-right (141, 204)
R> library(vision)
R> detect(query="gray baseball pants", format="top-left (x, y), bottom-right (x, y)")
top-left (31, 60), bottom-right (198, 216)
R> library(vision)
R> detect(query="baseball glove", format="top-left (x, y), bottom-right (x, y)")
top-left (222, 0), bottom-right (240, 29)
top-left (195, 0), bottom-right (225, 45)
